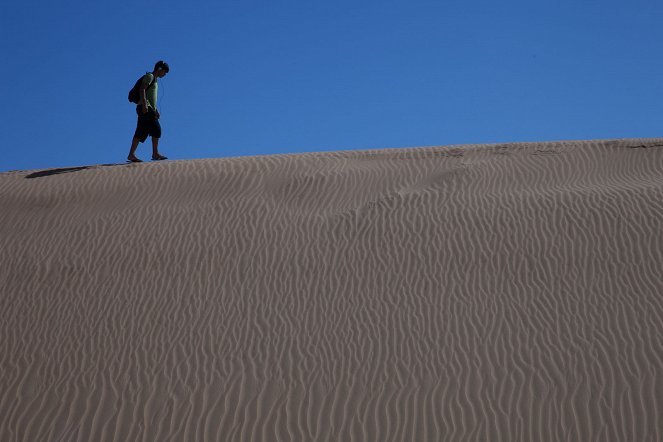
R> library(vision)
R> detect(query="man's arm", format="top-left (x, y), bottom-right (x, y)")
top-left (140, 86), bottom-right (148, 113)
top-left (139, 74), bottom-right (153, 114)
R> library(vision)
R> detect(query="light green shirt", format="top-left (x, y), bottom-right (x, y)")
top-left (140, 73), bottom-right (158, 109)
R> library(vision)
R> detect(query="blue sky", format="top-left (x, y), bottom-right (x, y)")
top-left (1, 0), bottom-right (662, 172)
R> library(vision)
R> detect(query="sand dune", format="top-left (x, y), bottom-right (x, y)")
top-left (1, 138), bottom-right (663, 441)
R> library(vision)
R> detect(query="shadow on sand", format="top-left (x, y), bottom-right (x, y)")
top-left (25, 163), bottom-right (126, 179)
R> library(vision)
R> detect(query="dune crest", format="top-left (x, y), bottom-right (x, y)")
top-left (2, 138), bottom-right (663, 441)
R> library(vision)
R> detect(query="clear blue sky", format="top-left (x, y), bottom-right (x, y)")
top-left (2, 0), bottom-right (662, 172)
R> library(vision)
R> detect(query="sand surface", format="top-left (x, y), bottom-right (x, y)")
top-left (2, 138), bottom-right (663, 441)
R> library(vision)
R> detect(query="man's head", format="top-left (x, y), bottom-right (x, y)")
top-left (154, 60), bottom-right (170, 78)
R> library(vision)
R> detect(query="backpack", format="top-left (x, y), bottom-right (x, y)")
top-left (128, 74), bottom-right (156, 103)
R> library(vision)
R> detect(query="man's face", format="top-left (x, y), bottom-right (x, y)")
top-left (157, 69), bottom-right (168, 78)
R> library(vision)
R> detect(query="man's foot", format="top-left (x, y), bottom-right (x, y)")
top-left (152, 154), bottom-right (168, 161)
top-left (127, 156), bottom-right (143, 163)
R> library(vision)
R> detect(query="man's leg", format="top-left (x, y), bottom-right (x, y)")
top-left (150, 114), bottom-right (167, 160)
top-left (151, 137), bottom-right (159, 156)
top-left (128, 137), bottom-right (142, 162)
top-left (151, 137), bottom-right (167, 160)
top-left (129, 108), bottom-right (147, 162)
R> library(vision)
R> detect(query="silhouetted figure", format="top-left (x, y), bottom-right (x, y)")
top-left (127, 61), bottom-right (170, 162)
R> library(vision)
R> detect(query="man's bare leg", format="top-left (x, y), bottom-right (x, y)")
top-left (127, 137), bottom-right (142, 162)
top-left (151, 137), bottom-right (167, 160)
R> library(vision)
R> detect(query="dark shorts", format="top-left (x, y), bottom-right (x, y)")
top-left (133, 107), bottom-right (162, 143)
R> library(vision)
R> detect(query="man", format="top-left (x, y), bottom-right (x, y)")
top-left (127, 61), bottom-right (170, 162)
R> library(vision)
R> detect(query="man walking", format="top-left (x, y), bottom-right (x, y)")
top-left (127, 61), bottom-right (170, 162)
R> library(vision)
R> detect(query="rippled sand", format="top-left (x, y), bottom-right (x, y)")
top-left (2, 138), bottom-right (663, 441)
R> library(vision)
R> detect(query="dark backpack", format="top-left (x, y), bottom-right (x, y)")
top-left (128, 74), bottom-right (156, 103)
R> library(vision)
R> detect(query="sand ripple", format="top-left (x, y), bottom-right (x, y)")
top-left (1, 138), bottom-right (663, 441)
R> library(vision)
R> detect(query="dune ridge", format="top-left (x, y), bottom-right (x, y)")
top-left (1, 138), bottom-right (663, 441)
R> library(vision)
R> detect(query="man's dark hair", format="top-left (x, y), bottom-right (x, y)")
top-left (154, 60), bottom-right (170, 73)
